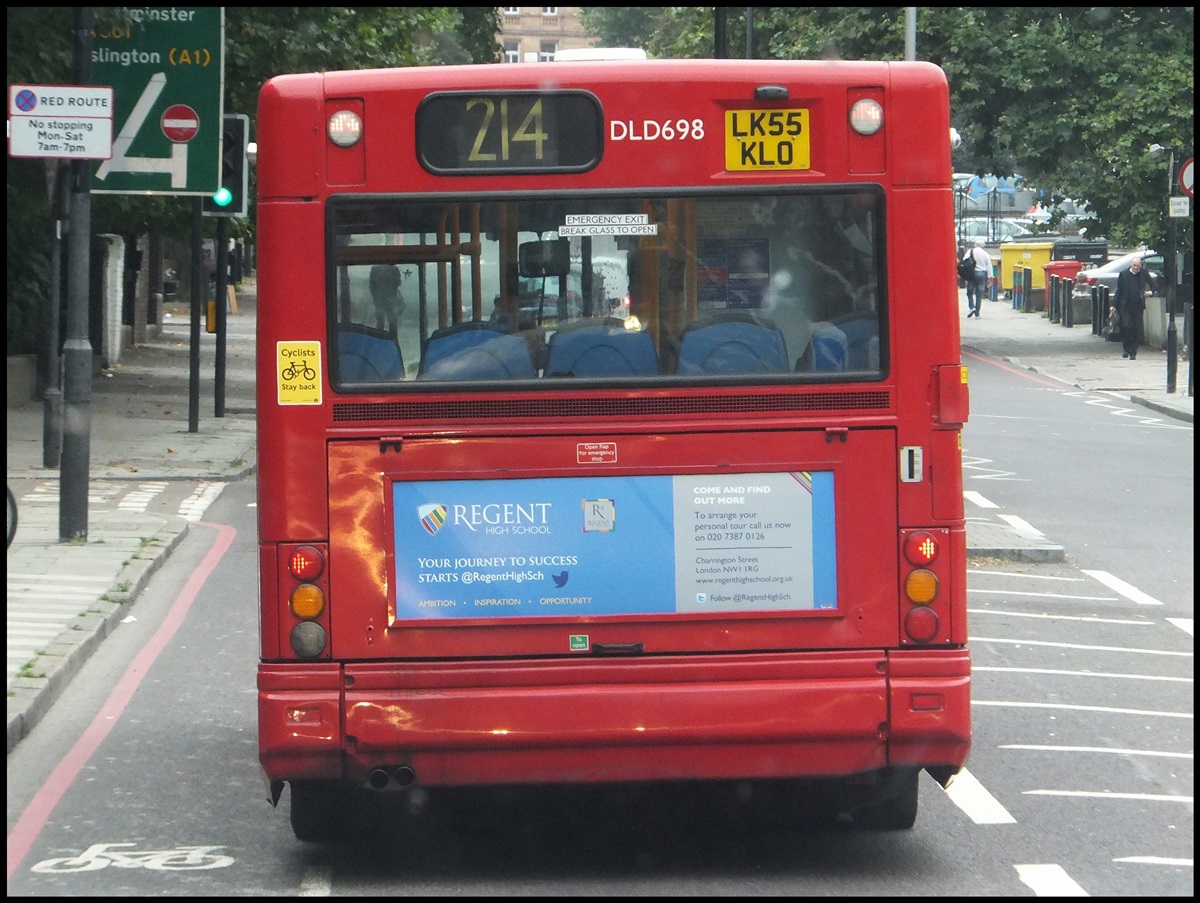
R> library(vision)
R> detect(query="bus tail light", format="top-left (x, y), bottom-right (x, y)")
top-left (280, 542), bottom-right (331, 659)
top-left (327, 109), bottom-right (363, 147)
top-left (849, 98), bottom-right (883, 135)
top-left (900, 530), bottom-right (950, 644)
top-left (904, 606), bottom-right (940, 643)
top-left (289, 545), bottom-right (326, 580)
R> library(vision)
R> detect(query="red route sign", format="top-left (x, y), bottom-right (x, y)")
top-left (161, 104), bottom-right (200, 143)
top-left (1179, 157), bottom-right (1193, 199)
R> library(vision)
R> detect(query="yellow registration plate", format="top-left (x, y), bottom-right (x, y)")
top-left (724, 109), bottom-right (811, 172)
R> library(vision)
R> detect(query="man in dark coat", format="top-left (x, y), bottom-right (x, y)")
top-left (1110, 256), bottom-right (1149, 359)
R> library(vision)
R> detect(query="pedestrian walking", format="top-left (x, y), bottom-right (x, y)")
top-left (962, 237), bottom-right (991, 317)
top-left (1110, 255), bottom-right (1149, 359)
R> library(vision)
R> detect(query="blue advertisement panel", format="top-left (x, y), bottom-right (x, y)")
top-left (392, 471), bottom-right (836, 620)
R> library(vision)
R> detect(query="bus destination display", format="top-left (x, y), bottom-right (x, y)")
top-left (417, 90), bottom-right (603, 174)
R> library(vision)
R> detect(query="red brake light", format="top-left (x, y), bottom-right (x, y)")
top-left (289, 545), bottom-right (326, 580)
top-left (903, 531), bottom-right (939, 565)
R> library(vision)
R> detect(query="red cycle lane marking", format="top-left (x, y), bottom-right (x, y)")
top-left (963, 349), bottom-right (1070, 390)
top-left (6, 522), bottom-right (237, 881)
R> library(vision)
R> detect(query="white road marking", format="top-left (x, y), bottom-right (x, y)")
top-left (968, 569), bottom-right (1084, 581)
top-left (1113, 856), bottom-right (1193, 866)
top-left (970, 636), bottom-right (1190, 656)
top-left (997, 514), bottom-right (1045, 537)
top-left (942, 767), bottom-right (1016, 824)
top-left (179, 483), bottom-right (226, 522)
top-left (1015, 863), bottom-right (1088, 896)
top-left (968, 609), bottom-right (1150, 625)
top-left (1081, 570), bottom-right (1164, 606)
top-left (299, 865), bottom-right (333, 896)
top-left (974, 700), bottom-right (1191, 718)
top-left (1167, 617), bottom-right (1193, 636)
top-left (969, 589), bottom-right (1119, 601)
top-left (1024, 790), bottom-right (1192, 803)
top-left (1000, 744), bottom-right (1191, 759)
top-left (976, 667), bottom-right (1189, 683)
top-left (963, 490), bottom-right (1000, 508)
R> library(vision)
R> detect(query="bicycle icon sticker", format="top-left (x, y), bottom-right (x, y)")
top-left (282, 360), bottom-right (317, 381)
top-left (276, 340), bottom-right (322, 406)
top-left (31, 842), bottom-right (235, 872)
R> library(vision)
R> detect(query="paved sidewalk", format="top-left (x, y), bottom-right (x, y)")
top-left (7, 286), bottom-right (257, 753)
top-left (5, 282), bottom-right (1193, 753)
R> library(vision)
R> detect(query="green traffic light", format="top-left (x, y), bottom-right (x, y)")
top-left (211, 186), bottom-right (233, 207)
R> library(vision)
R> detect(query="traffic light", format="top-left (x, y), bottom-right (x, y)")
top-left (202, 114), bottom-right (249, 217)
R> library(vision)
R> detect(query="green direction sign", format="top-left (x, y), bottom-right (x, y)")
top-left (90, 7), bottom-right (224, 195)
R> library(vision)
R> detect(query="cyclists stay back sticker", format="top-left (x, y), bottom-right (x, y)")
top-left (277, 341), bottom-right (322, 405)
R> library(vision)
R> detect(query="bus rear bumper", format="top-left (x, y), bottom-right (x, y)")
top-left (259, 649), bottom-right (970, 788)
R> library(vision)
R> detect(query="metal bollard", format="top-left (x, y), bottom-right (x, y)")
top-left (1063, 278), bottom-right (1074, 327)
top-left (1049, 275), bottom-right (1060, 323)
top-left (1091, 286), bottom-right (1100, 335)
top-left (1022, 267), bottom-right (1033, 314)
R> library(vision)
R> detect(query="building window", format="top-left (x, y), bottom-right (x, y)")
top-left (503, 6), bottom-right (521, 14)
top-left (539, 40), bottom-right (557, 62)
top-left (542, 7), bottom-right (558, 16)
top-left (503, 40), bottom-right (521, 64)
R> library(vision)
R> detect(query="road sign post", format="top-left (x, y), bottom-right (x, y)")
top-left (90, 7), bottom-right (224, 196)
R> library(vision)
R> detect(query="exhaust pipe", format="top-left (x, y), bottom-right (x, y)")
top-left (393, 765), bottom-right (415, 786)
top-left (367, 765), bottom-right (417, 791)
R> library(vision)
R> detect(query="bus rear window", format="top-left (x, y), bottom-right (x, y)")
top-left (328, 190), bottom-right (885, 387)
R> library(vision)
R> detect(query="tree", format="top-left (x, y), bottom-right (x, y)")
top-left (576, 7), bottom-right (1193, 251)
top-left (5, 7), bottom-right (501, 356)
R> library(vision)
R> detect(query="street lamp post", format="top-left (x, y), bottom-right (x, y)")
top-left (1149, 143), bottom-right (1179, 393)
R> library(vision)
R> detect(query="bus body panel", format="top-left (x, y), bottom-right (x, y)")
top-left (256, 200), bottom-right (332, 546)
top-left (258, 61), bottom-right (951, 199)
top-left (255, 59), bottom-right (970, 823)
top-left (259, 649), bottom-right (969, 788)
top-left (322, 428), bottom-right (906, 659)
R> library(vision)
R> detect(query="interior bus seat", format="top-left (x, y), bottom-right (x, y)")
top-left (803, 313), bottom-right (880, 372)
top-left (672, 311), bottom-right (789, 375)
top-left (417, 321), bottom-right (536, 380)
top-left (337, 324), bottom-right (405, 382)
top-left (543, 317), bottom-right (659, 377)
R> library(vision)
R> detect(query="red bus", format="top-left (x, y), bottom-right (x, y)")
top-left (255, 57), bottom-right (971, 842)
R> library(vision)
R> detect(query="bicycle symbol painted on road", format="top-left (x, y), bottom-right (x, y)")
top-left (281, 360), bottom-right (317, 382)
top-left (31, 843), bottom-right (235, 872)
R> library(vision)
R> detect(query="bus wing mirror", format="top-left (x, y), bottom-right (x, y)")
top-left (518, 238), bottom-right (570, 278)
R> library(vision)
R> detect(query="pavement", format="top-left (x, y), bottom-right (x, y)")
top-left (5, 280), bottom-right (1193, 754)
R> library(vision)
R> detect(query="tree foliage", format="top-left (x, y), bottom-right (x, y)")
top-left (6, 7), bottom-right (1193, 356)
top-left (583, 6), bottom-right (1193, 250)
top-left (5, 6), bottom-right (500, 355)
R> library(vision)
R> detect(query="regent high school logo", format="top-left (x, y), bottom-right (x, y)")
top-left (418, 504), bottom-right (448, 535)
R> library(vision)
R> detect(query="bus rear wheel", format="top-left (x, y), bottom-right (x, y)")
top-left (852, 768), bottom-right (919, 830)
top-left (289, 781), bottom-right (348, 843)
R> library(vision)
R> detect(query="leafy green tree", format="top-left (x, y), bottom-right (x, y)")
top-left (7, 8), bottom-right (1192, 357)
top-left (6, 7), bottom-right (500, 356)
top-left (578, 7), bottom-right (1193, 250)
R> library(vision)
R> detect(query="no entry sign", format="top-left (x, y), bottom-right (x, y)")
top-left (161, 104), bottom-right (200, 143)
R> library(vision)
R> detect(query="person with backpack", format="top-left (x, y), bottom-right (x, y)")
top-left (960, 237), bottom-right (992, 317)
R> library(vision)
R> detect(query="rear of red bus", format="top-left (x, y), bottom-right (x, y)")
top-left (254, 59), bottom-right (970, 840)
